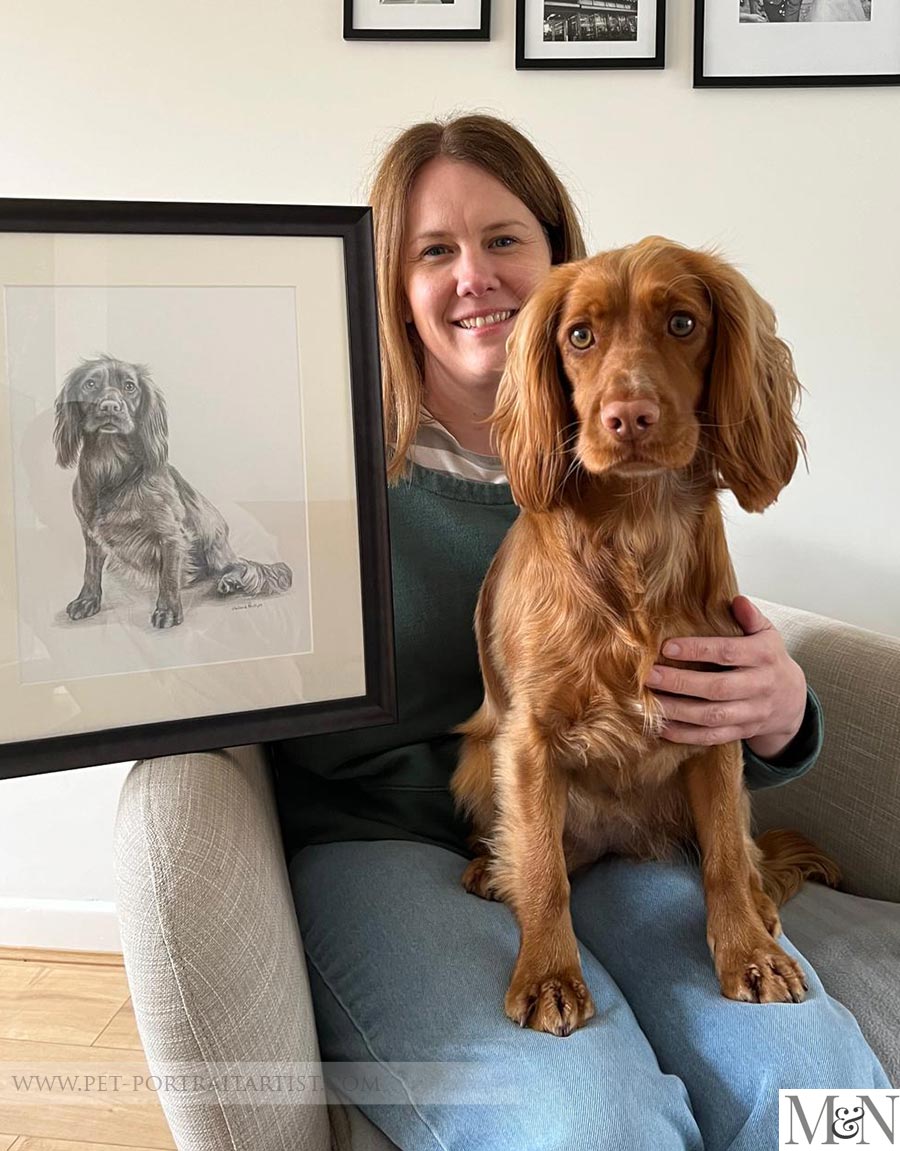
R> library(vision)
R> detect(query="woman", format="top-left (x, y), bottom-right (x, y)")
top-left (271, 114), bottom-right (887, 1151)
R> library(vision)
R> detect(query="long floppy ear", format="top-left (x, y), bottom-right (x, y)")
top-left (53, 363), bottom-right (88, 468)
top-left (492, 262), bottom-right (581, 512)
top-left (695, 251), bottom-right (805, 513)
top-left (135, 365), bottom-right (169, 470)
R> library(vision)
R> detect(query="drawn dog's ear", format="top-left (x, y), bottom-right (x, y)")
top-left (53, 363), bottom-right (89, 468)
top-left (135, 365), bottom-right (168, 471)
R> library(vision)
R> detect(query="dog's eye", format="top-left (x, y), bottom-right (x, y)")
top-left (124, 381), bottom-right (136, 391)
top-left (668, 313), bottom-right (695, 338)
top-left (569, 326), bottom-right (594, 350)
top-left (84, 379), bottom-right (96, 388)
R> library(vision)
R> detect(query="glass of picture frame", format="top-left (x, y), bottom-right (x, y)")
top-left (0, 198), bottom-right (396, 779)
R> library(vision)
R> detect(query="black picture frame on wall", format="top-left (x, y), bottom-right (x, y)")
top-left (344, 0), bottom-right (491, 41)
top-left (516, 0), bottom-right (666, 70)
top-left (0, 198), bottom-right (396, 780)
top-left (695, 0), bottom-right (900, 88)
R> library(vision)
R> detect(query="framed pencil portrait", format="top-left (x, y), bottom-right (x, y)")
top-left (0, 199), bottom-right (396, 780)
top-left (696, 0), bottom-right (900, 88)
top-left (344, 0), bottom-right (491, 41)
top-left (516, 0), bottom-right (665, 70)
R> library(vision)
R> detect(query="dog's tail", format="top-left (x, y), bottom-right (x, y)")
top-left (755, 828), bottom-right (841, 907)
top-left (217, 559), bottom-right (293, 597)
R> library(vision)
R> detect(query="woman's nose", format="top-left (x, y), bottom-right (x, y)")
top-left (456, 250), bottom-right (500, 297)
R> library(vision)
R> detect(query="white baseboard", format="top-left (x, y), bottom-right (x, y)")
top-left (0, 897), bottom-right (122, 952)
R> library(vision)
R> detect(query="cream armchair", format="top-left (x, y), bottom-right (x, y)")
top-left (113, 599), bottom-right (900, 1149)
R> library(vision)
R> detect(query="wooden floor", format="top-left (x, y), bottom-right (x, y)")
top-left (0, 946), bottom-right (175, 1150)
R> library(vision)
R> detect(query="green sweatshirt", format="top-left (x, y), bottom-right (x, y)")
top-left (272, 464), bottom-right (823, 861)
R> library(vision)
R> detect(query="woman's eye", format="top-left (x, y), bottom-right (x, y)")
top-left (668, 312), bottom-right (695, 338)
top-left (422, 245), bottom-right (450, 258)
top-left (490, 236), bottom-right (517, 249)
top-left (569, 326), bottom-right (594, 350)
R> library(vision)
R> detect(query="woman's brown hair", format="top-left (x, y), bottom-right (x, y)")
top-left (369, 113), bottom-right (586, 482)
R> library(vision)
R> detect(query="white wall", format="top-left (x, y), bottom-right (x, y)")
top-left (1, 0), bottom-right (898, 949)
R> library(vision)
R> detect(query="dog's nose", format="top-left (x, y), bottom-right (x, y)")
top-left (601, 399), bottom-right (660, 441)
top-left (98, 397), bottom-right (122, 415)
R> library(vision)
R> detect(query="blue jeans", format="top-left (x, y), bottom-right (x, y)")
top-left (289, 840), bottom-right (888, 1151)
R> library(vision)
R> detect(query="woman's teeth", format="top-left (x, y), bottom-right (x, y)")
top-left (456, 310), bottom-right (515, 329)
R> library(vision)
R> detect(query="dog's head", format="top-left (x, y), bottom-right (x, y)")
top-left (53, 355), bottom-right (168, 469)
top-left (493, 236), bottom-right (804, 514)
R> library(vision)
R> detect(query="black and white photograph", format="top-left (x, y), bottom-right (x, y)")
top-left (544, 0), bottom-right (638, 42)
top-left (697, 0), bottom-right (898, 85)
top-left (0, 199), bottom-right (395, 779)
top-left (739, 0), bottom-right (871, 22)
top-left (516, 0), bottom-right (665, 68)
top-left (344, 0), bottom-right (489, 39)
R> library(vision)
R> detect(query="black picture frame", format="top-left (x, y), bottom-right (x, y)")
top-left (344, 0), bottom-right (491, 41)
top-left (516, 0), bottom-right (666, 69)
top-left (694, 0), bottom-right (898, 88)
top-left (0, 198), bottom-right (396, 781)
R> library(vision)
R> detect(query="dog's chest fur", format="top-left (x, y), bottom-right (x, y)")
top-left (502, 494), bottom-right (737, 871)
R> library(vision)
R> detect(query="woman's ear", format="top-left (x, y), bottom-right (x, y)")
top-left (492, 262), bottom-right (580, 512)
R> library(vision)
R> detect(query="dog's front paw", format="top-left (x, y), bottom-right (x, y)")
top-left (505, 968), bottom-right (595, 1037)
top-left (716, 937), bottom-right (808, 1004)
top-left (151, 603), bottom-right (184, 629)
top-left (461, 856), bottom-right (503, 901)
top-left (67, 592), bottom-right (102, 620)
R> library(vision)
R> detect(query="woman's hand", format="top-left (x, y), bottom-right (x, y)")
top-left (647, 595), bottom-right (808, 760)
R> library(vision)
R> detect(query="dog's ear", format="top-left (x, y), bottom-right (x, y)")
top-left (492, 263), bottom-right (580, 512)
top-left (135, 366), bottom-right (168, 470)
top-left (54, 363), bottom-right (88, 468)
top-left (694, 251), bottom-right (805, 513)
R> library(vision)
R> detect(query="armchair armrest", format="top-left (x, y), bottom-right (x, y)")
top-left (113, 744), bottom-right (331, 1151)
top-left (750, 598), bottom-right (900, 903)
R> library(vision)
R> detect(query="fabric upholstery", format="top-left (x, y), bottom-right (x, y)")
top-left (114, 744), bottom-right (333, 1151)
top-left (751, 599), bottom-right (900, 902)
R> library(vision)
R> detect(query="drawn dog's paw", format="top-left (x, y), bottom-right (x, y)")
top-left (217, 564), bottom-right (247, 595)
top-left (269, 562), bottom-right (292, 591)
top-left (151, 603), bottom-right (184, 629)
top-left (66, 592), bottom-right (102, 620)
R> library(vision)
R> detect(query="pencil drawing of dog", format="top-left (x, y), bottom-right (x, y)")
top-left (53, 354), bottom-right (292, 629)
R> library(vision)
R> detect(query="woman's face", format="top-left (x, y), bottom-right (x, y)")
top-left (403, 156), bottom-right (553, 402)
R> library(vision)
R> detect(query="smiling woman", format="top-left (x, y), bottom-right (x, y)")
top-left (402, 158), bottom-right (554, 454)
top-left (367, 114), bottom-right (585, 479)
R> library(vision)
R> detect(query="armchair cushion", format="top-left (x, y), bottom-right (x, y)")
top-left (750, 599), bottom-right (900, 903)
top-left (781, 882), bottom-right (899, 1086)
